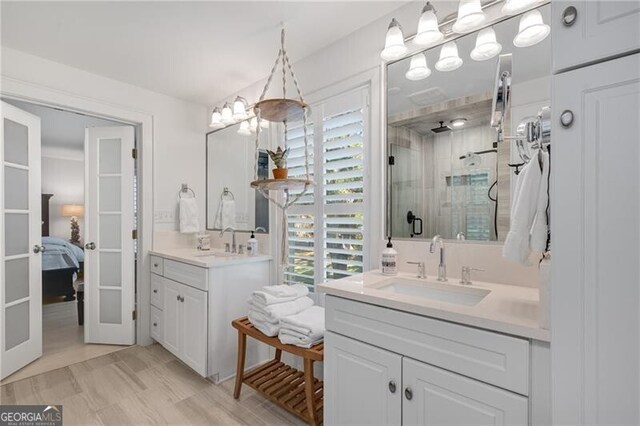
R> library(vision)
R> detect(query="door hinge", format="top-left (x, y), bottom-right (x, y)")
top-left (388, 155), bottom-right (395, 166)
top-left (132, 309), bottom-right (137, 320)
top-left (132, 229), bottom-right (137, 240)
top-left (132, 148), bottom-right (137, 159)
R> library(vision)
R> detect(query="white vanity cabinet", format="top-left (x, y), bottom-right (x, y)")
top-left (149, 252), bottom-right (271, 381)
top-left (325, 295), bottom-right (546, 426)
top-left (552, 0), bottom-right (640, 72)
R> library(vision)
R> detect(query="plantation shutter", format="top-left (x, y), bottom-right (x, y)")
top-left (285, 86), bottom-right (368, 288)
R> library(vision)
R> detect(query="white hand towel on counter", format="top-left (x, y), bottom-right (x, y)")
top-left (179, 198), bottom-right (199, 234)
top-left (214, 199), bottom-right (236, 229)
top-left (249, 296), bottom-right (314, 323)
top-left (252, 284), bottom-right (309, 306)
top-left (278, 329), bottom-right (323, 348)
top-left (279, 306), bottom-right (325, 338)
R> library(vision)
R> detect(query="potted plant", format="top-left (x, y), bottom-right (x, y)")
top-left (267, 146), bottom-right (289, 179)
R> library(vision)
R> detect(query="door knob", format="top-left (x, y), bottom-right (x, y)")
top-left (85, 242), bottom-right (96, 250)
top-left (33, 245), bottom-right (46, 254)
top-left (404, 387), bottom-right (413, 400)
top-left (560, 110), bottom-right (574, 128)
top-left (388, 380), bottom-right (397, 393)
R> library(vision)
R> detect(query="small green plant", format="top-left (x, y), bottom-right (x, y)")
top-left (266, 146), bottom-right (289, 169)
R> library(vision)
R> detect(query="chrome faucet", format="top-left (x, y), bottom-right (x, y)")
top-left (220, 226), bottom-right (237, 253)
top-left (430, 235), bottom-right (447, 282)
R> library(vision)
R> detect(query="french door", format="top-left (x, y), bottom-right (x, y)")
top-left (1, 101), bottom-right (42, 380)
top-left (84, 126), bottom-right (135, 345)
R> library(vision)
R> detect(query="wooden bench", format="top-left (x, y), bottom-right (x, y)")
top-left (232, 316), bottom-right (324, 426)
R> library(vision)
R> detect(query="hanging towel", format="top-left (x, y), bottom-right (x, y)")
top-left (279, 306), bottom-right (325, 337)
top-left (530, 151), bottom-right (550, 252)
top-left (214, 199), bottom-right (236, 229)
top-left (179, 198), bottom-right (199, 234)
top-left (249, 296), bottom-right (314, 323)
top-left (252, 284), bottom-right (309, 306)
top-left (503, 151), bottom-right (548, 265)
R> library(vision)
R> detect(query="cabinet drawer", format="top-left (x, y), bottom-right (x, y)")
top-left (326, 295), bottom-right (530, 395)
top-left (150, 256), bottom-right (164, 275)
top-left (163, 259), bottom-right (207, 291)
top-left (150, 274), bottom-right (164, 309)
top-left (150, 305), bottom-right (163, 343)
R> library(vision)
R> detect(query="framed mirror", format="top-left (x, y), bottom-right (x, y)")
top-left (386, 4), bottom-right (550, 242)
top-left (206, 120), bottom-right (270, 233)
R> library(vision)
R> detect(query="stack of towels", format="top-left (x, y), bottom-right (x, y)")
top-left (247, 284), bottom-right (325, 348)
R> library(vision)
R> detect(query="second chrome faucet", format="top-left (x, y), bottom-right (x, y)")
top-left (430, 235), bottom-right (447, 282)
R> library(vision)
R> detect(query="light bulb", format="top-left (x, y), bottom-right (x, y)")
top-left (470, 27), bottom-right (502, 61)
top-left (451, 118), bottom-right (467, 127)
top-left (381, 18), bottom-right (408, 61)
top-left (405, 53), bottom-right (432, 80)
top-left (435, 41), bottom-right (463, 72)
top-left (238, 120), bottom-right (251, 136)
top-left (221, 102), bottom-right (235, 124)
top-left (513, 10), bottom-right (550, 47)
top-left (415, 2), bottom-right (444, 47)
top-left (502, 0), bottom-right (543, 16)
top-left (209, 107), bottom-right (224, 128)
top-left (233, 96), bottom-right (248, 120)
top-left (452, 0), bottom-right (486, 34)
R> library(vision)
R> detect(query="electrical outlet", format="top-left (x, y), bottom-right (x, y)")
top-left (154, 210), bottom-right (175, 223)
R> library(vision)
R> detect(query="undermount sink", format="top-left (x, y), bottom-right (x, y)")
top-left (193, 251), bottom-right (240, 258)
top-left (372, 278), bottom-right (491, 306)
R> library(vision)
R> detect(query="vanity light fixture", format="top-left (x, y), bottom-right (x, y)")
top-left (435, 41), bottom-right (463, 72)
top-left (470, 27), bottom-right (502, 61)
top-left (451, 118), bottom-right (468, 127)
top-left (237, 120), bottom-right (252, 136)
top-left (249, 117), bottom-right (269, 133)
top-left (502, 0), bottom-right (543, 16)
top-left (209, 107), bottom-right (224, 129)
top-left (513, 9), bottom-right (550, 47)
top-left (380, 18), bottom-right (408, 61)
top-left (415, 2), bottom-right (444, 47)
top-left (221, 102), bottom-right (235, 124)
top-left (452, 0), bottom-right (487, 34)
top-left (233, 96), bottom-right (249, 120)
top-left (405, 53), bottom-right (432, 81)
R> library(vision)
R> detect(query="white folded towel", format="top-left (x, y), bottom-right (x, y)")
top-left (179, 198), bottom-right (199, 234)
top-left (279, 306), bottom-right (325, 338)
top-left (252, 284), bottom-right (309, 306)
top-left (214, 199), bottom-right (236, 229)
top-left (262, 284), bottom-right (304, 298)
top-left (249, 296), bottom-right (314, 323)
top-left (278, 328), bottom-right (323, 348)
top-left (248, 312), bottom-right (280, 337)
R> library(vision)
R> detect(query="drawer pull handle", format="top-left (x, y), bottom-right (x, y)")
top-left (404, 387), bottom-right (413, 400)
top-left (388, 380), bottom-right (396, 393)
top-left (153, 289), bottom-right (158, 293)
top-left (154, 263), bottom-right (159, 267)
top-left (153, 322), bottom-right (157, 327)
top-left (562, 6), bottom-right (577, 27)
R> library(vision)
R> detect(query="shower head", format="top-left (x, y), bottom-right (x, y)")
top-left (431, 121), bottom-right (451, 133)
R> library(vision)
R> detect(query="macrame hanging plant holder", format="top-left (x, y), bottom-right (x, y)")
top-left (251, 28), bottom-right (313, 268)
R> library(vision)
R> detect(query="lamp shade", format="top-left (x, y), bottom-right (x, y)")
top-left (513, 10), bottom-right (550, 47)
top-left (238, 120), bottom-right (251, 136)
top-left (415, 2), bottom-right (444, 47)
top-left (221, 102), bottom-right (235, 124)
top-left (233, 96), bottom-right (248, 120)
top-left (381, 18), bottom-right (408, 61)
top-left (452, 0), bottom-right (486, 34)
top-left (470, 27), bottom-right (502, 61)
top-left (209, 107), bottom-right (224, 128)
top-left (502, 0), bottom-right (542, 16)
top-left (435, 41), bottom-right (463, 72)
top-left (62, 204), bottom-right (84, 217)
top-left (405, 53), bottom-right (432, 80)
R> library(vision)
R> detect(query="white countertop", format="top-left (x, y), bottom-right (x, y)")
top-left (318, 270), bottom-right (550, 342)
top-left (149, 248), bottom-right (272, 268)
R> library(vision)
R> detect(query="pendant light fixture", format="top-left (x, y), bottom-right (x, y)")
top-left (502, 0), bottom-right (543, 16)
top-left (513, 9), bottom-right (550, 47)
top-left (221, 102), bottom-right (235, 124)
top-left (380, 18), bottom-right (408, 61)
top-left (405, 53), bottom-right (431, 81)
top-left (435, 41), bottom-right (463, 72)
top-left (470, 27), bottom-right (502, 61)
top-left (209, 107), bottom-right (224, 129)
top-left (452, 0), bottom-right (486, 34)
top-left (237, 120), bottom-right (251, 136)
top-left (415, 2), bottom-right (444, 47)
top-left (233, 96), bottom-right (249, 120)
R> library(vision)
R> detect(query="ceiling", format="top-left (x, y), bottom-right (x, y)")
top-left (1, 1), bottom-right (405, 106)
top-left (5, 99), bottom-right (123, 151)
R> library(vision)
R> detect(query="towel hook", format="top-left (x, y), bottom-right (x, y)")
top-left (179, 184), bottom-right (196, 199)
top-left (221, 187), bottom-right (235, 201)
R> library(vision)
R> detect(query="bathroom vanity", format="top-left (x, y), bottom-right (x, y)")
top-left (319, 272), bottom-right (550, 426)
top-left (149, 248), bottom-right (271, 381)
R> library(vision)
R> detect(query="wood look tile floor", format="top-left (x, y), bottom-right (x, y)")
top-left (0, 344), bottom-right (307, 426)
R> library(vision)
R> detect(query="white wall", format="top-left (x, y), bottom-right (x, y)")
top-left (41, 153), bottom-right (84, 240)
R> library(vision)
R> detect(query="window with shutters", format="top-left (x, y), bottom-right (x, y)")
top-left (284, 87), bottom-right (369, 289)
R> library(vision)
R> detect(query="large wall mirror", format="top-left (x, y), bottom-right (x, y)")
top-left (206, 121), bottom-right (270, 233)
top-left (386, 4), bottom-right (550, 242)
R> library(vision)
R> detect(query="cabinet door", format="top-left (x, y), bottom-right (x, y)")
top-left (181, 285), bottom-right (207, 376)
top-left (162, 279), bottom-right (181, 357)
top-left (325, 331), bottom-right (402, 426)
top-left (402, 358), bottom-right (528, 426)
top-left (553, 0), bottom-right (640, 72)
top-left (552, 53), bottom-right (640, 425)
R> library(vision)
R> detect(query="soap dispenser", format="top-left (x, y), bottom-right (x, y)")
top-left (381, 237), bottom-right (398, 276)
top-left (247, 231), bottom-right (259, 256)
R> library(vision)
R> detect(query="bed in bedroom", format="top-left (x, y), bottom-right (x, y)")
top-left (42, 236), bottom-right (84, 301)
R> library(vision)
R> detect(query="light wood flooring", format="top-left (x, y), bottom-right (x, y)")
top-left (1, 301), bottom-right (126, 385)
top-left (0, 344), bottom-right (307, 426)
